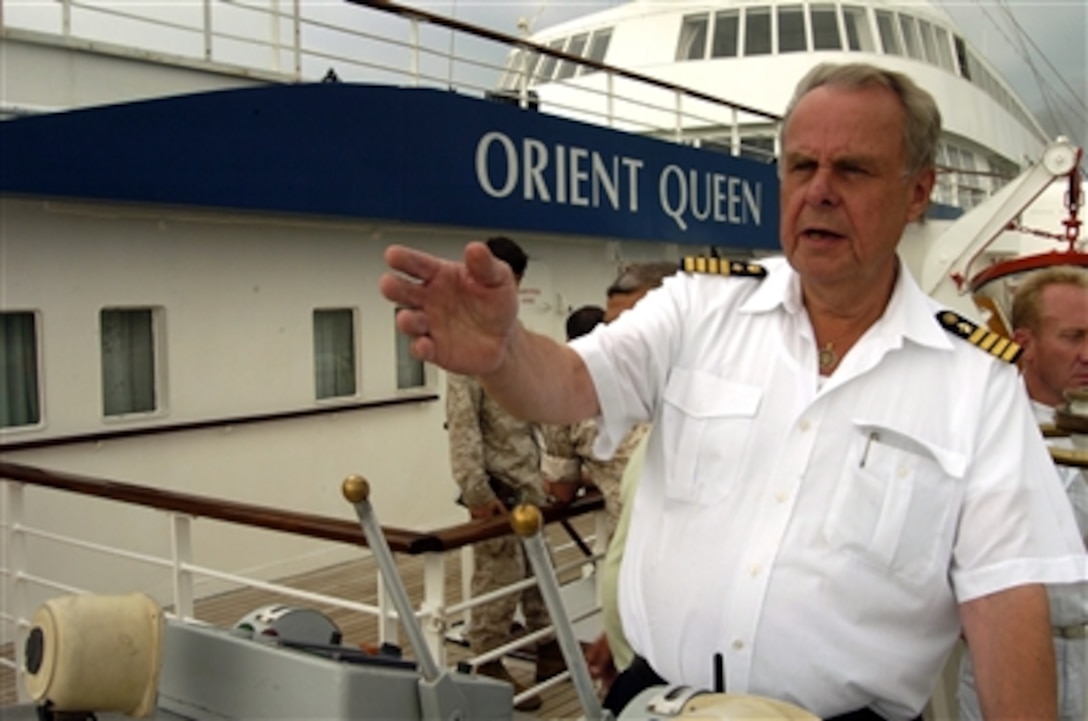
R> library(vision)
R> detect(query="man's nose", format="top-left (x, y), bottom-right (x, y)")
top-left (1077, 335), bottom-right (1088, 361)
top-left (804, 166), bottom-right (839, 207)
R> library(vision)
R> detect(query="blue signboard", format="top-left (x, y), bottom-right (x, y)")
top-left (0, 83), bottom-right (780, 249)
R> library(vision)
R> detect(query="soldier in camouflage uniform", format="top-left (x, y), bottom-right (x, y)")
top-left (539, 302), bottom-right (646, 540)
top-left (446, 236), bottom-right (558, 711)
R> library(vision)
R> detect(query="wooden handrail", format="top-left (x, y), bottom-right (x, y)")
top-left (0, 460), bottom-right (602, 555)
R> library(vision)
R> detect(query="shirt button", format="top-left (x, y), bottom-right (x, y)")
top-left (898, 466), bottom-right (910, 478)
top-left (775, 491), bottom-right (788, 503)
top-left (732, 639), bottom-right (744, 650)
top-left (749, 564), bottom-right (762, 577)
top-left (799, 419), bottom-right (811, 431)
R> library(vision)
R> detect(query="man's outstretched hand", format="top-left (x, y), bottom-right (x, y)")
top-left (380, 241), bottom-right (520, 375)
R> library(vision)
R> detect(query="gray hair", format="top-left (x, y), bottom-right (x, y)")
top-left (780, 62), bottom-right (942, 176)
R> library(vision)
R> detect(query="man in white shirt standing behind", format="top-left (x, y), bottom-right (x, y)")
top-left (959, 265), bottom-right (1088, 721)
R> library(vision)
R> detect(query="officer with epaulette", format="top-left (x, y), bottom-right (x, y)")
top-left (380, 62), bottom-right (1085, 721)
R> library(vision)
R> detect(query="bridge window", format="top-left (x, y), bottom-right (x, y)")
top-left (777, 5), bottom-right (806, 53)
top-left (933, 26), bottom-right (955, 71)
top-left (842, 6), bottom-right (875, 52)
top-left (711, 10), bottom-right (739, 57)
top-left (314, 308), bottom-right (357, 400)
top-left (534, 39), bottom-right (565, 82)
top-left (953, 35), bottom-right (970, 79)
top-left (875, 10), bottom-right (902, 56)
top-left (395, 311), bottom-right (425, 389)
top-left (503, 49), bottom-right (539, 89)
top-left (585, 28), bottom-right (612, 65)
top-left (744, 7), bottom-right (771, 56)
top-left (677, 14), bottom-right (709, 60)
top-left (1, 311), bottom-right (41, 428)
top-left (917, 19), bottom-right (938, 65)
top-left (101, 307), bottom-right (159, 417)
top-left (945, 145), bottom-right (986, 210)
top-left (898, 14), bottom-right (922, 59)
top-left (556, 33), bottom-right (589, 80)
top-left (810, 4), bottom-right (841, 50)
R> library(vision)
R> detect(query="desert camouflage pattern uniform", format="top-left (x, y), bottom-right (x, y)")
top-left (540, 420), bottom-right (649, 542)
top-left (446, 372), bottom-right (549, 655)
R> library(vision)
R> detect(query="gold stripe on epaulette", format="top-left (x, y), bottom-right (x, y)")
top-left (936, 310), bottom-right (1022, 363)
top-left (680, 256), bottom-right (766, 279)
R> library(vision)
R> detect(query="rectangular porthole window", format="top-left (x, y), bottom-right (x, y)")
top-left (1, 311), bottom-right (42, 428)
top-left (101, 307), bottom-right (159, 417)
top-left (314, 308), bottom-right (357, 400)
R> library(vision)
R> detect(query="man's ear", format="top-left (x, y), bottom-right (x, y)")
top-left (906, 167), bottom-right (936, 223)
top-left (1013, 327), bottom-right (1034, 368)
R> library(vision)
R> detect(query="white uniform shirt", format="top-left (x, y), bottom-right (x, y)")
top-left (1031, 400), bottom-right (1088, 626)
top-left (571, 256), bottom-right (1086, 720)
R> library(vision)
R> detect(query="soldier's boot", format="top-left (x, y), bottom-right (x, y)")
top-left (534, 640), bottom-right (566, 683)
top-left (477, 660), bottom-right (543, 711)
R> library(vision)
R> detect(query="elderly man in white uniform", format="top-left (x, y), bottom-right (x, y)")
top-left (380, 63), bottom-right (1087, 720)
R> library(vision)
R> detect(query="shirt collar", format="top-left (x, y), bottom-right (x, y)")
top-left (740, 254), bottom-right (956, 352)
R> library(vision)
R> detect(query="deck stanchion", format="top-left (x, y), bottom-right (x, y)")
top-left (342, 474), bottom-right (440, 681)
top-left (512, 503), bottom-right (612, 721)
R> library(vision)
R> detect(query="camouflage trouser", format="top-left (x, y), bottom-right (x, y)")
top-left (467, 533), bottom-right (551, 655)
top-left (594, 473), bottom-right (622, 543)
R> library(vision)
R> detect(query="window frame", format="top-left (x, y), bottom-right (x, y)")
top-left (744, 7), bottom-right (772, 56)
top-left (810, 4), bottom-right (842, 51)
top-left (313, 307), bottom-right (359, 402)
top-left (875, 9), bottom-right (902, 56)
top-left (100, 306), bottom-right (163, 419)
top-left (1, 309), bottom-right (43, 430)
top-left (776, 4), bottom-right (807, 54)
top-left (710, 9), bottom-right (740, 58)
top-left (677, 13), bottom-right (710, 61)
top-left (842, 5), bottom-right (875, 52)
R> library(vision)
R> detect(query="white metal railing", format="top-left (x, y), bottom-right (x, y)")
top-left (0, 0), bottom-right (1024, 209)
top-left (0, 0), bottom-right (782, 157)
top-left (0, 474), bottom-right (608, 706)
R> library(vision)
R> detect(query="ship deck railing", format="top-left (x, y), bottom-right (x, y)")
top-left (0, 459), bottom-right (607, 716)
top-left (0, 0), bottom-right (1012, 204)
top-left (0, 0), bottom-right (782, 160)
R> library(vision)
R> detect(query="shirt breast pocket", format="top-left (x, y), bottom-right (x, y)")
top-left (824, 421), bottom-right (966, 579)
top-left (661, 369), bottom-right (762, 505)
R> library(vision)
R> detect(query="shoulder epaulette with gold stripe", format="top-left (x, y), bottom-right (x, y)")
top-left (936, 310), bottom-right (1021, 364)
top-left (680, 256), bottom-right (766, 279)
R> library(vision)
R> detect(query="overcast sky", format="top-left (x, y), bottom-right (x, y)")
top-left (942, 1), bottom-right (1087, 147)
top-left (403, 0), bottom-right (1087, 147)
